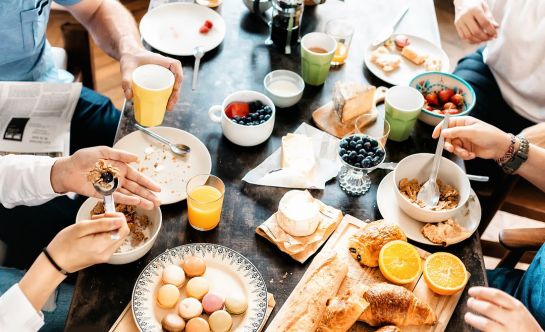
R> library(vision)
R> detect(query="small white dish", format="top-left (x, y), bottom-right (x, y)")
top-left (377, 171), bottom-right (481, 246)
top-left (263, 70), bottom-right (305, 108)
top-left (76, 197), bottom-right (162, 265)
top-left (392, 153), bottom-right (471, 223)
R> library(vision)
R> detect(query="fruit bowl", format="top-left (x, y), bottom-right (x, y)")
top-left (409, 72), bottom-right (476, 126)
top-left (338, 134), bottom-right (386, 195)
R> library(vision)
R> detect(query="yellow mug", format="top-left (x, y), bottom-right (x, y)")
top-left (132, 64), bottom-right (174, 127)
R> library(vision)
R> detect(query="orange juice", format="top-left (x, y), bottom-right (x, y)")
top-left (187, 185), bottom-right (224, 231)
top-left (332, 42), bottom-right (349, 65)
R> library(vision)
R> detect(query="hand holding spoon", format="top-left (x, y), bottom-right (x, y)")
top-left (93, 172), bottom-right (120, 240)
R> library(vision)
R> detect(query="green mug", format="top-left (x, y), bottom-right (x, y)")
top-left (301, 32), bottom-right (337, 86)
top-left (384, 86), bottom-right (424, 142)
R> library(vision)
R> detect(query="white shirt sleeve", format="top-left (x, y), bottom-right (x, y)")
top-left (0, 155), bottom-right (61, 209)
top-left (0, 284), bottom-right (44, 332)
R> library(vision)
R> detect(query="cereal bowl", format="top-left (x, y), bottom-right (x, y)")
top-left (409, 72), bottom-right (476, 126)
top-left (76, 197), bottom-right (162, 264)
top-left (392, 153), bottom-right (470, 223)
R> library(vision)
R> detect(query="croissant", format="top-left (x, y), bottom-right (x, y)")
top-left (358, 283), bottom-right (436, 326)
top-left (348, 220), bottom-right (407, 267)
top-left (317, 284), bottom-right (369, 332)
top-left (376, 326), bottom-right (401, 332)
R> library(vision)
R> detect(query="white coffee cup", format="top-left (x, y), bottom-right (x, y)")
top-left (209, 91), bottom-right (276, 147)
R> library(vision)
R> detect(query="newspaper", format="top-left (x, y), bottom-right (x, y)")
top-left (0, 82), bottom-right (82, 157)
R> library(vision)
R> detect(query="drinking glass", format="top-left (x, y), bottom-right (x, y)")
top-left (355, 114), bottom-right (390, 148)
top-left (186, 174), bottom-right (225, 231)
top-left (325, 19), bottom-right (354, 66)
top-left (195, 0), bottom-right (223, 8)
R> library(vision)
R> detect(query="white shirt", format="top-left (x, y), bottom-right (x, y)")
top-left (0, 154), bottom-right (61, 332)
top-left (483, 0), bottom-right (545, 123)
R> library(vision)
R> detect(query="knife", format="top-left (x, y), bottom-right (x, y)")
top-left (371, 5), bottom-right (410, 47)
top-left (378, 162), bottom-right (489, 182)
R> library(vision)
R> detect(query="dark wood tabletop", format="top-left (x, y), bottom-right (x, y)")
top-left (65, 1), bottom-right (487, 331)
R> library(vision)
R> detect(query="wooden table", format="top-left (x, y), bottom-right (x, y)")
top-left (65, 1), bottom-right (487, 331)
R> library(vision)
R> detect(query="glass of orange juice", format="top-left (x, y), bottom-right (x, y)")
top-left (186, 174), bottom-right (225, 231)
top-left (325, 19), bottom-right (354, 66)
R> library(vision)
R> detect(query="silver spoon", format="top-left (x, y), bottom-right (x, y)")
top-left (135, 123), bottom-right (191, 155)
top-left (192, 46), bottom-right (205, 90)
top-left (93, 175), bottom-right (120, 240)
top-left (417, 112), bottom-right (450, 207)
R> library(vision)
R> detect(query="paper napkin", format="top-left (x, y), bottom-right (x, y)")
top-left (242, 123), bottom-right (343, 189)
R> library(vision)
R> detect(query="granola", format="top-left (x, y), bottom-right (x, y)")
top-left (86, 159), bottom-right (120, 189)
top-left (399, 178), bottom-right (459, 211)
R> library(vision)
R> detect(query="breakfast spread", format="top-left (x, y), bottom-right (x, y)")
top-left (423, 88), bottom-right (465, 115)
top-left (316, 284), bottom-right (369, 332)
top-left (423, 252), bottom-right (468, 296)
top-left (339, 134), bottom-right (385, 169)
top-left (399, 178), bottom-right (460, 211)
top-left (421, 218), bottom-right (472, 246)
top-left (199, 20), bottom-right (214, 34)
top-left (370, 46), bottom-right (401, 72)
top-left (347, 220), bottom-right (407, 267)
top-left (281, 133), bottom-right (315, 179)
top-left (86, 159), bottom-right (119, 189)
top-left (332, 81), bottom-right (376, 123)
top-left (225, 100), bottom-right (273, 126)
top-left (277, 190), bottom-right (322, 237)
top-left (90, 201), bottom-right (150, 251)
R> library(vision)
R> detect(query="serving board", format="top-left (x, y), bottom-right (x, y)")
top-left (312, 86), bottom-right (388, 139)
top-left (266, 215), bottom-right (468, 332)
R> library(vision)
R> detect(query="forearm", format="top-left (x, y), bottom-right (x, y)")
top-left (515, 144), bottom-right (545, 192)
top-left (18, 254), bottom-right (67, 312)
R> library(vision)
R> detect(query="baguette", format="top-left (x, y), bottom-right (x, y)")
top-left (317, 284), bottom-right (369, 332)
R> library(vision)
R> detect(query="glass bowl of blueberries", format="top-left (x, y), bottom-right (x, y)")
top-left (338, 134), bottom-right (386, 195)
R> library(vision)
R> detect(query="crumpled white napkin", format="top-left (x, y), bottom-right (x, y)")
top-left (242, 123), bottom-right (343, 189)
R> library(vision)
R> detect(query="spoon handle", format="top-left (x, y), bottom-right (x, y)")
top-left (430, 113), bottom-right (450, 182)
top-left (192, 58), bottom-right (201, 90)
top-left (135, 123), bottom-right (171, 146)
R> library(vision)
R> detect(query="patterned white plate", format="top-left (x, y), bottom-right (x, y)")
top-left (132, 243), bottom-right (268, 332)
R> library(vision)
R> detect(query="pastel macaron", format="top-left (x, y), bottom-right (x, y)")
top-left (156, 284), bottom-right (180, 309)
top-left (202, 292), bottom-right (224, 315)
top-left (161, 313), bottom-right (186, 332)
top-left (209, 310), bottom-right (233, 332)
top-left (224, 292), bottom-right (248, 315)
top-left (161, 265), bottom-right (186, 289)
top-left (178, 297), bottom-right (203, 320)
top-left (186, 277), bottom-right (210, 300)
top-left (185, 317), bottom-right (211, 332)
top-left (183, 256), bottom-right (207, 277)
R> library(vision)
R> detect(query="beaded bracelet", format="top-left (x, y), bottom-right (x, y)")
top-left (496, 133), bottom-right (517, 166)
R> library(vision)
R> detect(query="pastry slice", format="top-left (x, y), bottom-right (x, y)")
top-left (317, 284), bottom-right (369, 332)
top-left (371, 46), bottom-right (401, 72)
top-left (425, 56), bottom-right (442, 71)
top-left (376, 326), bottom-right (402, 332)
top-left (421, 218), bottom-right (472, 246)
top-left (401, 45), bottom-right (428, 65)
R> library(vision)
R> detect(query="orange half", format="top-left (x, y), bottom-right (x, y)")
top-left (423, 252), bottom-right (468, 296)
top-left (379, 240), bottom-right (422, 285)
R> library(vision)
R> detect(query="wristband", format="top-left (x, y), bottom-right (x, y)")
top-left (502, 136), bottom-right (529, 174)
top-left (42, 247), bottom-right (68, 275)
top-left (496, 133), bottom-right (516, 166)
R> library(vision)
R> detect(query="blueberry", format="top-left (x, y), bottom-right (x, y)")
top-left (364, 156), bottom-right (373, 163)
top-left (370, 139), bottom-right (379, 147)
top-left (362, 159), bottom-right (371, 168)
top-left (362, 136), bottom-right (370, 143)
top-left (376, 149), bottom-right (385, 157)
top-left (367, 151), bottom-right (375, 157)
top-left (349, 141), bottom-right (357, 149)
top-left (101, 172), bottom-right (113, 183)
top-left (251, 113), bottom-right (259, 120)
top-left (357, 149), bottom-right (365, 155)
top-left (341, 154), bottom-right (349, 162)
top-left (349, 151), bottom-right (357, 160)
top-left (232, 119), bottom-right (237, 123)
top-left (233, 115), bottom-right (240, 121)
top-left (354, 163), bottom-right (362, 168)
top-left (260, 120), bottom-right (265, 124)
top-left (357, 154), bottom-right (364, 161)
top-left (257, 109), bottom-right (264, 115)
top-left (363, 142), bottom-right (371, 150)
top-left (340, 148), bottom-right (347, 155)
top-left (355, 144), bottom-right (363, 151)
top-left (259, 115), bottom-right (264, 120)
top-left (339, 141), bottom-right (348, 149)
top-left (356, 139), bottom-right (363, 146)
top-left (373, 156), bottom-right (382, 164)
top-left (238, 121), bottom-right (245, 125)
top-left (241, 116), bottom-right (247, 121)
top-left (249, 102), bottom-right (258, 112)
top-left (263, 105), bottom-right (272, 113)
top-left (246, 122), bottom-right (252, 126)
top-left (264, 114), bottom-right (271, 120)
top-left (255, 100), bottom-right (263, 109)
top-left (253, 121), bottom-right (260, 125)
top-left (344, 136), bottom-right (352, 142)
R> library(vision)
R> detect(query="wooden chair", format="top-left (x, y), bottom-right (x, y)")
top-left (497, 227), bottom-right (545, 268)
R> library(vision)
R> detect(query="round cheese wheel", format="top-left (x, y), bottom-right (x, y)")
top-left (277, 190), bottom-right (322, 237)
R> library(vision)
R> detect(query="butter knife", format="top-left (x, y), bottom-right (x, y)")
top-left (378, 162), bottom-right (489, 182)
top-left (371, 5), bottom-right (410, 46)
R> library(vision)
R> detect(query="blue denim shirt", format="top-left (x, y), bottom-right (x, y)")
top-left (0, 0), bottom-right (83, 83)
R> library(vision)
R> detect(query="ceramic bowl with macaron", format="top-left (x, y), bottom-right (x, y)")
top-left (209, 90), bottom-right (275, 147)
top-left (409, 72), bottom-right (476, 126)
top-left (392, 153), bottom-right (470, 223)
top-left (76, 197), bottom-right (162, 265)
top-left (263, 70), bottom-right (305, 108)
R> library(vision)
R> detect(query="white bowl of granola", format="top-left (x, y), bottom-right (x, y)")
top-left (76, 197), bottom-right (162, 264)
top-left (393, 153), bottom-right (470, 223)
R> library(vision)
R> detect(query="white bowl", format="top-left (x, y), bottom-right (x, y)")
top-left (76, 197), bottom-right (162, 265)
top-left (392, 153), bottom-right (470, 223)
top-left (242, 0), bottom-right (272, 14)
top-left (263, 70), bottom-right (305, 108)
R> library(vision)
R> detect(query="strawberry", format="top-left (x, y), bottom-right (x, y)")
top-left (438, 89), bottom-right (455, 103)
top-left (450, 94), bottom-right (464, 106)
top-left (424, 93), bottom-right (439, 106)
top-left (443, 102), bottom-right (457, 110)
top-left (199, 25), bottom-right (210, 34)
top-left (445, 108), bottom-right (460, 115)
top-left (226, 102), bottom-right (249, 119)
top-left (425, 105), bottom-right (433, 112)
top-left (204, 20), bottom-right (214, 29)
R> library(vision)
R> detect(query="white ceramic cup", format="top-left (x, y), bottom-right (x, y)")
top-left (209, 91), bottom-right (276, 147)
top-left (263, 70), bottom-right (305, 108)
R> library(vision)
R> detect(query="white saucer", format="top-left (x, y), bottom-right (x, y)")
top-left (377, 171), bottom-right (481, 246)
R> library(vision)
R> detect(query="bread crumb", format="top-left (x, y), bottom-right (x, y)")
top-left (270, 279), bottom-right (274, 283)
top-left (279, 280), bottom-right (283, 284)
top-left (283, 272), bottom-right (288, 279)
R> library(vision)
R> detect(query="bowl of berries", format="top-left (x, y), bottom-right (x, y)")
top-left (338, 134), bottom-right (386, 195)
top-left (410, 72), bottom-right (476, 126)
top-left (209, 90), bottom-right (275, 146)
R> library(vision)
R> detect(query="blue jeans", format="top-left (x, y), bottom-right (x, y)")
top-left (0, 267), bottom-right (74, 332)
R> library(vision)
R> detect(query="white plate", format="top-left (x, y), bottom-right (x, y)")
top-left (113, 127), bottom-right (212, 205)
top-left (377, 172), bottom-right (481, 246)
top-left (132, 243), bottom-right (268, 332)
top-left (139, 3), bottom-right (227, 56)
top-left (364, 34), bottom-right (450, 86)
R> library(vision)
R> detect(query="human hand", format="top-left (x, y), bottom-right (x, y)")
top-left (46, 212), bottom-right (130, 273)
top-left (454, 0), bottom-right (499, 44)
top-left (520, 123), bottom-right (545, 149)
top-left (432, 116), bottom-right (513, 160)
top-left (465, 287), bottom-right (543, 332)
top-left (120, 48), bottom-right (183, 111)
top-left (51, 146), bottom-right (161, 209)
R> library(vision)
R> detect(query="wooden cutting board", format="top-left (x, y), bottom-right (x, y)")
top-left (312, 86), bottom-right (388, 139)
top-left (266, 215), bottom-right (468, 332)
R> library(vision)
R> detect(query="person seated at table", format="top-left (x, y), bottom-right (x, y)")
top-left (0, 147), bottom-right (160, 332)
top-left (433, 116), bottom-right (545, 331)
